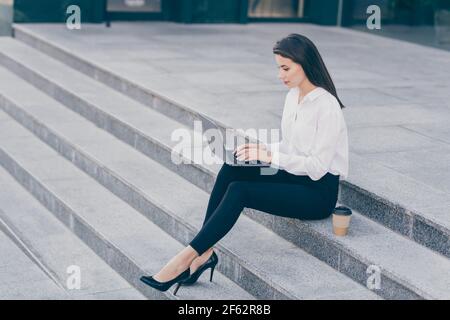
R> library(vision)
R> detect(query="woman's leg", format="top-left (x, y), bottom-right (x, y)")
top-left (190, 164), bottom-right (289, 268)
top-left (189, 180), bottom-right (333, 256)
top-left (202, 163), bottom-right (287, 227)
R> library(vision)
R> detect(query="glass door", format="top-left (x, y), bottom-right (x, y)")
top-left (107, 0), bottom-right (162, 13)
top-left (248, 0), bottom-right (307, 19)
top-left (105, 0), bottom-right (168, 23)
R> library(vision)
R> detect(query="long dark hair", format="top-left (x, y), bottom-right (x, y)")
top-left (273, 34), bottom-right (345, 109)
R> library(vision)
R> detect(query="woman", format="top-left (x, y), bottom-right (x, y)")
top-left (140, 33), bottom-right (348, 296)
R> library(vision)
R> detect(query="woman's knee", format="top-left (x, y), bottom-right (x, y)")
top-left (226, 181), bottom-right (248, 200)
top-left (227, 181), bottom-right (243, 191)
top-left (217, 163), bottom-right (240, 182)
top-left (218, 163), bottom-right (231, 175)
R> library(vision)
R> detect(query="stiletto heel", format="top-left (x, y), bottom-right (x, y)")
top-left (140, 268), bottom-right (190, 294)
top-left (181, 251), bottom-right (218, 286)
top-left (173, 281), bottom-right (183, 296)
top-left (209, 266), bottom-right (215, 282)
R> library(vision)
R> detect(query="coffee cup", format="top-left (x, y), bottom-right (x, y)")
top-left (332, 206), bottom-right (352, 236)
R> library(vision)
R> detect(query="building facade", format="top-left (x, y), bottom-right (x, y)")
top-left (11, 0), bottom-right (450, 26)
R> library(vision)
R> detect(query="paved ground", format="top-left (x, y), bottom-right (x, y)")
top-left (351, 25), bottom-right (450, 52)
top-left (9, 22), bottom-right (450, 225)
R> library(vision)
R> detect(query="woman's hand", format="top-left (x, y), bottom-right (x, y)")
top-left (234, 143), bottom-right (272, 163)
top-left (234, 143), bottom-right (263, 154)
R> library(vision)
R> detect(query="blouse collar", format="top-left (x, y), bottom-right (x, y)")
top-left (294, 86), bottom-right (327, 103)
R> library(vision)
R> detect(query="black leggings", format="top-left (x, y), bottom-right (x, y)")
top-left (189, 163), bottom-right (340, 256)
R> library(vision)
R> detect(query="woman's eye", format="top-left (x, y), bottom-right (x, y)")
top-left (283, 69), bottom-right (289, 71)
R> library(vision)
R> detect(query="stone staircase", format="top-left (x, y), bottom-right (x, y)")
top-left (0, 27), bottom-right (448, 300)
top-left (0, 164), bottom-right (145, 300)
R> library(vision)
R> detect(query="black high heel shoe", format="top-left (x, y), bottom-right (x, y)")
top-left (140, 268), bottom-right (190, 296)
top-left (181, 251), bottom-right (218, 286)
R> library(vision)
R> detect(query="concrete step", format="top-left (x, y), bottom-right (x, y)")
top-left (0, 229), bottom-right (67, 299)
top-left (0, 36), bottom-right (219, 193)
top-left (0, 166), bottom-right (145, 300)
top-left (1, 69), bottom-right (449, 299)
top-left (0, 114), bottom-right (253, 300)
top-left (0, 74), bottom-right (379, 300)
top-left (8, 30), bottom-right (450, 259)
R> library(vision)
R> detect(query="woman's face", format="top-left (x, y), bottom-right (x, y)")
top-left (275, 54), bottom-right (306, 89)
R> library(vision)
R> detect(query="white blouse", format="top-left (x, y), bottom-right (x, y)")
top-left (267, 86), bottom-right (349, 181)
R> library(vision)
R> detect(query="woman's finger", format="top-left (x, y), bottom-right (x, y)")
top-left (235, 143), bottom-right (259, 154)
top-left (236, 149), bottom-right (249, 158)
top-left (237, 149), bottom-right (258, 161)
top-left (237, 149), bottom-right (248, 160)
top-left (235, 143), bottom-right (251, 153)
top-left (234, 144), bottom-right (247, 153)
top-left (236, 148), bottom-right (244, 155)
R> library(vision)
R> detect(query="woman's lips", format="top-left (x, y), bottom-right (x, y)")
top-left (284, 81), bottom-right (290, 85)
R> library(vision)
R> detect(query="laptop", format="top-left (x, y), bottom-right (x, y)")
top-left (201, 115), bottom-right (271, 167)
